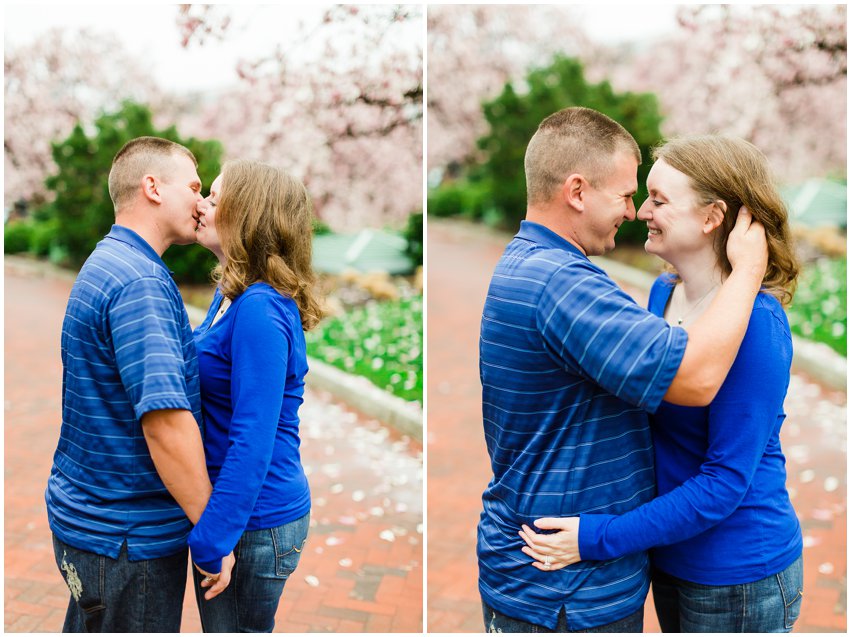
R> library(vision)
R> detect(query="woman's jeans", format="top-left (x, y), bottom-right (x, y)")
top-left (193, 512), bottom-right (310, 633)
top-left (52, 534), bottom-right (187, 632)
top-left (652, 554), bottom-right (804, 633)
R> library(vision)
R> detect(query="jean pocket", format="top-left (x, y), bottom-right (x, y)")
top-left (53, 538), bottom-right (107, 629)
top-left (776, 556), bottom-right (804, 630)
top-left (270, 516), bottom-right (309, 579)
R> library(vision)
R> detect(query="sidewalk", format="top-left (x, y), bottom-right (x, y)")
top-left (4, 261), bottom-right (423, 633)
top-left (426, 217), bottom-right (846, 633)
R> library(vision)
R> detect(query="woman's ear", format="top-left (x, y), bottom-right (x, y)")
top-left (703, 200), bottom-right (726, 234)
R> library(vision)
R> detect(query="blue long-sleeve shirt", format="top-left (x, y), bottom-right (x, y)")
top-left (188, 283), bottom-right (311, 573)
top-left (578, 274), bottom-right (802, 585)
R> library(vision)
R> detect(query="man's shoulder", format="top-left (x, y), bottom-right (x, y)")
top-left (500, 239), bottom-right (597, 279)
top-left (81, 239), bottom-right (174, 297)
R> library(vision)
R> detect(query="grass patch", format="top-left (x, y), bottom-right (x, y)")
top-left (306, 295), bottom-right (423, 403)
top-left (787, 257), bottom-right (846, 356)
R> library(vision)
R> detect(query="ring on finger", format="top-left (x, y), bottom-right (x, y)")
top-left (544, 555), bottom-right (551, 567)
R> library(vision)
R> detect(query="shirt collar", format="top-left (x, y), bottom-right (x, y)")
top-left (515, 220), bottom-right (587, 259)
top-left (105, 225), bottom-right (173, 274)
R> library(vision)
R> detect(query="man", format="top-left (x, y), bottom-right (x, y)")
top-left (477, 108), bottom-right (768, 632)
top-left (45, 137), bottom-right (231, 632)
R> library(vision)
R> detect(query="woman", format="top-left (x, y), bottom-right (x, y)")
top-left (188, 159), bottom-right (324, 632)
top-left (519, 135), bottom-right (803, 633)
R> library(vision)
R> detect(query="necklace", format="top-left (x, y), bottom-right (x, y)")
top-left (211, 297), bottom-right (231, 325)
top-left (673, 284), bottom-right (719, 326)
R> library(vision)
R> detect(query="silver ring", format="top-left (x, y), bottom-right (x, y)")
top-left (544, 555), bottom-right (551, 566)
top-left (203, 575), bottom-right (214, 583)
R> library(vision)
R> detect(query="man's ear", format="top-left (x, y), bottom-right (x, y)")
top-left (703, 200), bottom-right (726, 234)
top-left (561, 173), bottom-right (586, 212)
top-left (141, 174), bottom-right (162, 204)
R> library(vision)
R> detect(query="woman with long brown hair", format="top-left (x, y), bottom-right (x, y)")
top-left (519, 135), bottom-right (804, 632)
top-left (188, 159), bottom-right (323, 632)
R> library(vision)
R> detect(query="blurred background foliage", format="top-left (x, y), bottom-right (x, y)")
top-left (429, 56), bottom-right (664, 245)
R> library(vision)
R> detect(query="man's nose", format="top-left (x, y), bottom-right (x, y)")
top-left (624, 197), bottom-right (637, 221)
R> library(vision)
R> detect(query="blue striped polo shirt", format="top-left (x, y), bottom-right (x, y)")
top-left (45, 225), bottom-right (203, 561)
top-left (477, 220), bottom-right (687, 630)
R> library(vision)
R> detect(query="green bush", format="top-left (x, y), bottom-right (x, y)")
top-left (4, 221), bottom-right (34, 254)
top-left (787, 257), bottom-right (846, 355)
top-left (428, 183), bottom-right (467, 218)
top-left (306, 295), bottom-right (423, 403)
top-left (472, 55), bottom-right (665, 242)
top-left (403, 211), bottom-right (423, 266)
top-left (36, 100), bottom-right (223, 282)
top-left (29, 218), bottom-right (60, 257)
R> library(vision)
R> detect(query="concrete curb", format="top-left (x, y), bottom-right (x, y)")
top-left (5, 255), bottom-right (423, 441)
top-left (591, 254), bottom-right (847, 392)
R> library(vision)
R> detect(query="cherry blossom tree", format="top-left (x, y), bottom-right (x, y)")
top-left (176, 4), bottom-right (423, 231)
top-left (605, 4), bottom-right (846, 182)
top-left (426, 5), bottom-right (592, 173)
top-left (4, 28), bottom-right (177, 209)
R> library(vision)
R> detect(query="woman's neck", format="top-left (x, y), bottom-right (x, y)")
top-left (670, 247), bottom-right (725, 300)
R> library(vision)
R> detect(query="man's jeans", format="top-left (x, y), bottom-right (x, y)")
top-left (52, 534), bottom-right (187, 632)
top-left (192, 512), bottom-right (310, 633)
top-left (652, 554), bottom-right (804, 633)
top-left (482, 600), bottom-right (643, 633)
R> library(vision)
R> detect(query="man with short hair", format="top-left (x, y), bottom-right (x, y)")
top-left (46, 137), bottom-right (231, 632)
top-left (478, 107), bottom-right (768, 632)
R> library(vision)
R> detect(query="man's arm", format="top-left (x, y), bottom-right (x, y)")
top-left (141, 408), bottom-right (211, 524)
top-left (664, 207), bottom-right (768, 406)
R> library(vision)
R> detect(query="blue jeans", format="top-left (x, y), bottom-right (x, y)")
top-left (482, 600), bottom-right (643, 633)
top-left (651, 554), bottom-right (804, 633)
top-left (52, 534), bottom-right (187, 632)
top-left (193, 512), bottom-right (310, 633)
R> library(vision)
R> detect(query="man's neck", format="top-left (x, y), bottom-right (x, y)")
top-left (114, 211), bottom-right (168, 257)
top-left (525, 206), bottom-right (587, 255)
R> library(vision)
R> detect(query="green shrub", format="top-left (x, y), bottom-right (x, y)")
top-left (787, 257), bottom-right (847, 355)
top-left (29, 218), bottom-right (60, 257)
top-left (428, 183), bottom-right (466, 218)
top-left (306, 295), bottom-right (423, 403)
top-left (4, 221), bottom-right (34, 254)
top-left (403, 211), bottom-right (423, 266)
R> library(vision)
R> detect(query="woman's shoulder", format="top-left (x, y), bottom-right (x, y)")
top-left (745, 291), bottom-right (792, 348)
top-left (235, 282), bottom-right (301, 322)
top-left (647, 272), bottom-right (676, 316)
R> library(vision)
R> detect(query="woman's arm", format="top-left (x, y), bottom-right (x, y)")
top-left (520, 304), bottom-right (791, 568)
top-left (188, 292), bottom-right (294, 574)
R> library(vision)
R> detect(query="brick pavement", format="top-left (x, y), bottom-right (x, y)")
top-left (4, 259), bottom-right (422, 633)
top-left (426, 217), bottom-right (846, 633)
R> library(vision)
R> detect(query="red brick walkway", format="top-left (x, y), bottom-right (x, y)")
top-left (4, 259), bottom-right (423, 633)
top-left (426, 217), bottom-right (846, 633)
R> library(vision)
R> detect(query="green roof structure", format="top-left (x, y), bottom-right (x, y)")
top-left (312, 229), bottom-right (414, 275)
top-left (781, 179), bottom-right (847, 229)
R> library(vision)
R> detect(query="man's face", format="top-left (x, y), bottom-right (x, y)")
top-left (579, 152), bottom-right (638, 256)
top-left (157, 153), bottom-right (203, 246)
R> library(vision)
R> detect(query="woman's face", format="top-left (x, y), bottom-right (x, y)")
top-left (637, 159), bottom-right (714, 262)
top-left (196, 174), bottom-right (223, 258)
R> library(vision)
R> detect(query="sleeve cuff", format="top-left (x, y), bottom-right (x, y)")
top-left (192, 555), bottom-right (223, 575)
top-left (577, 513), bottom-right (614, 562)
